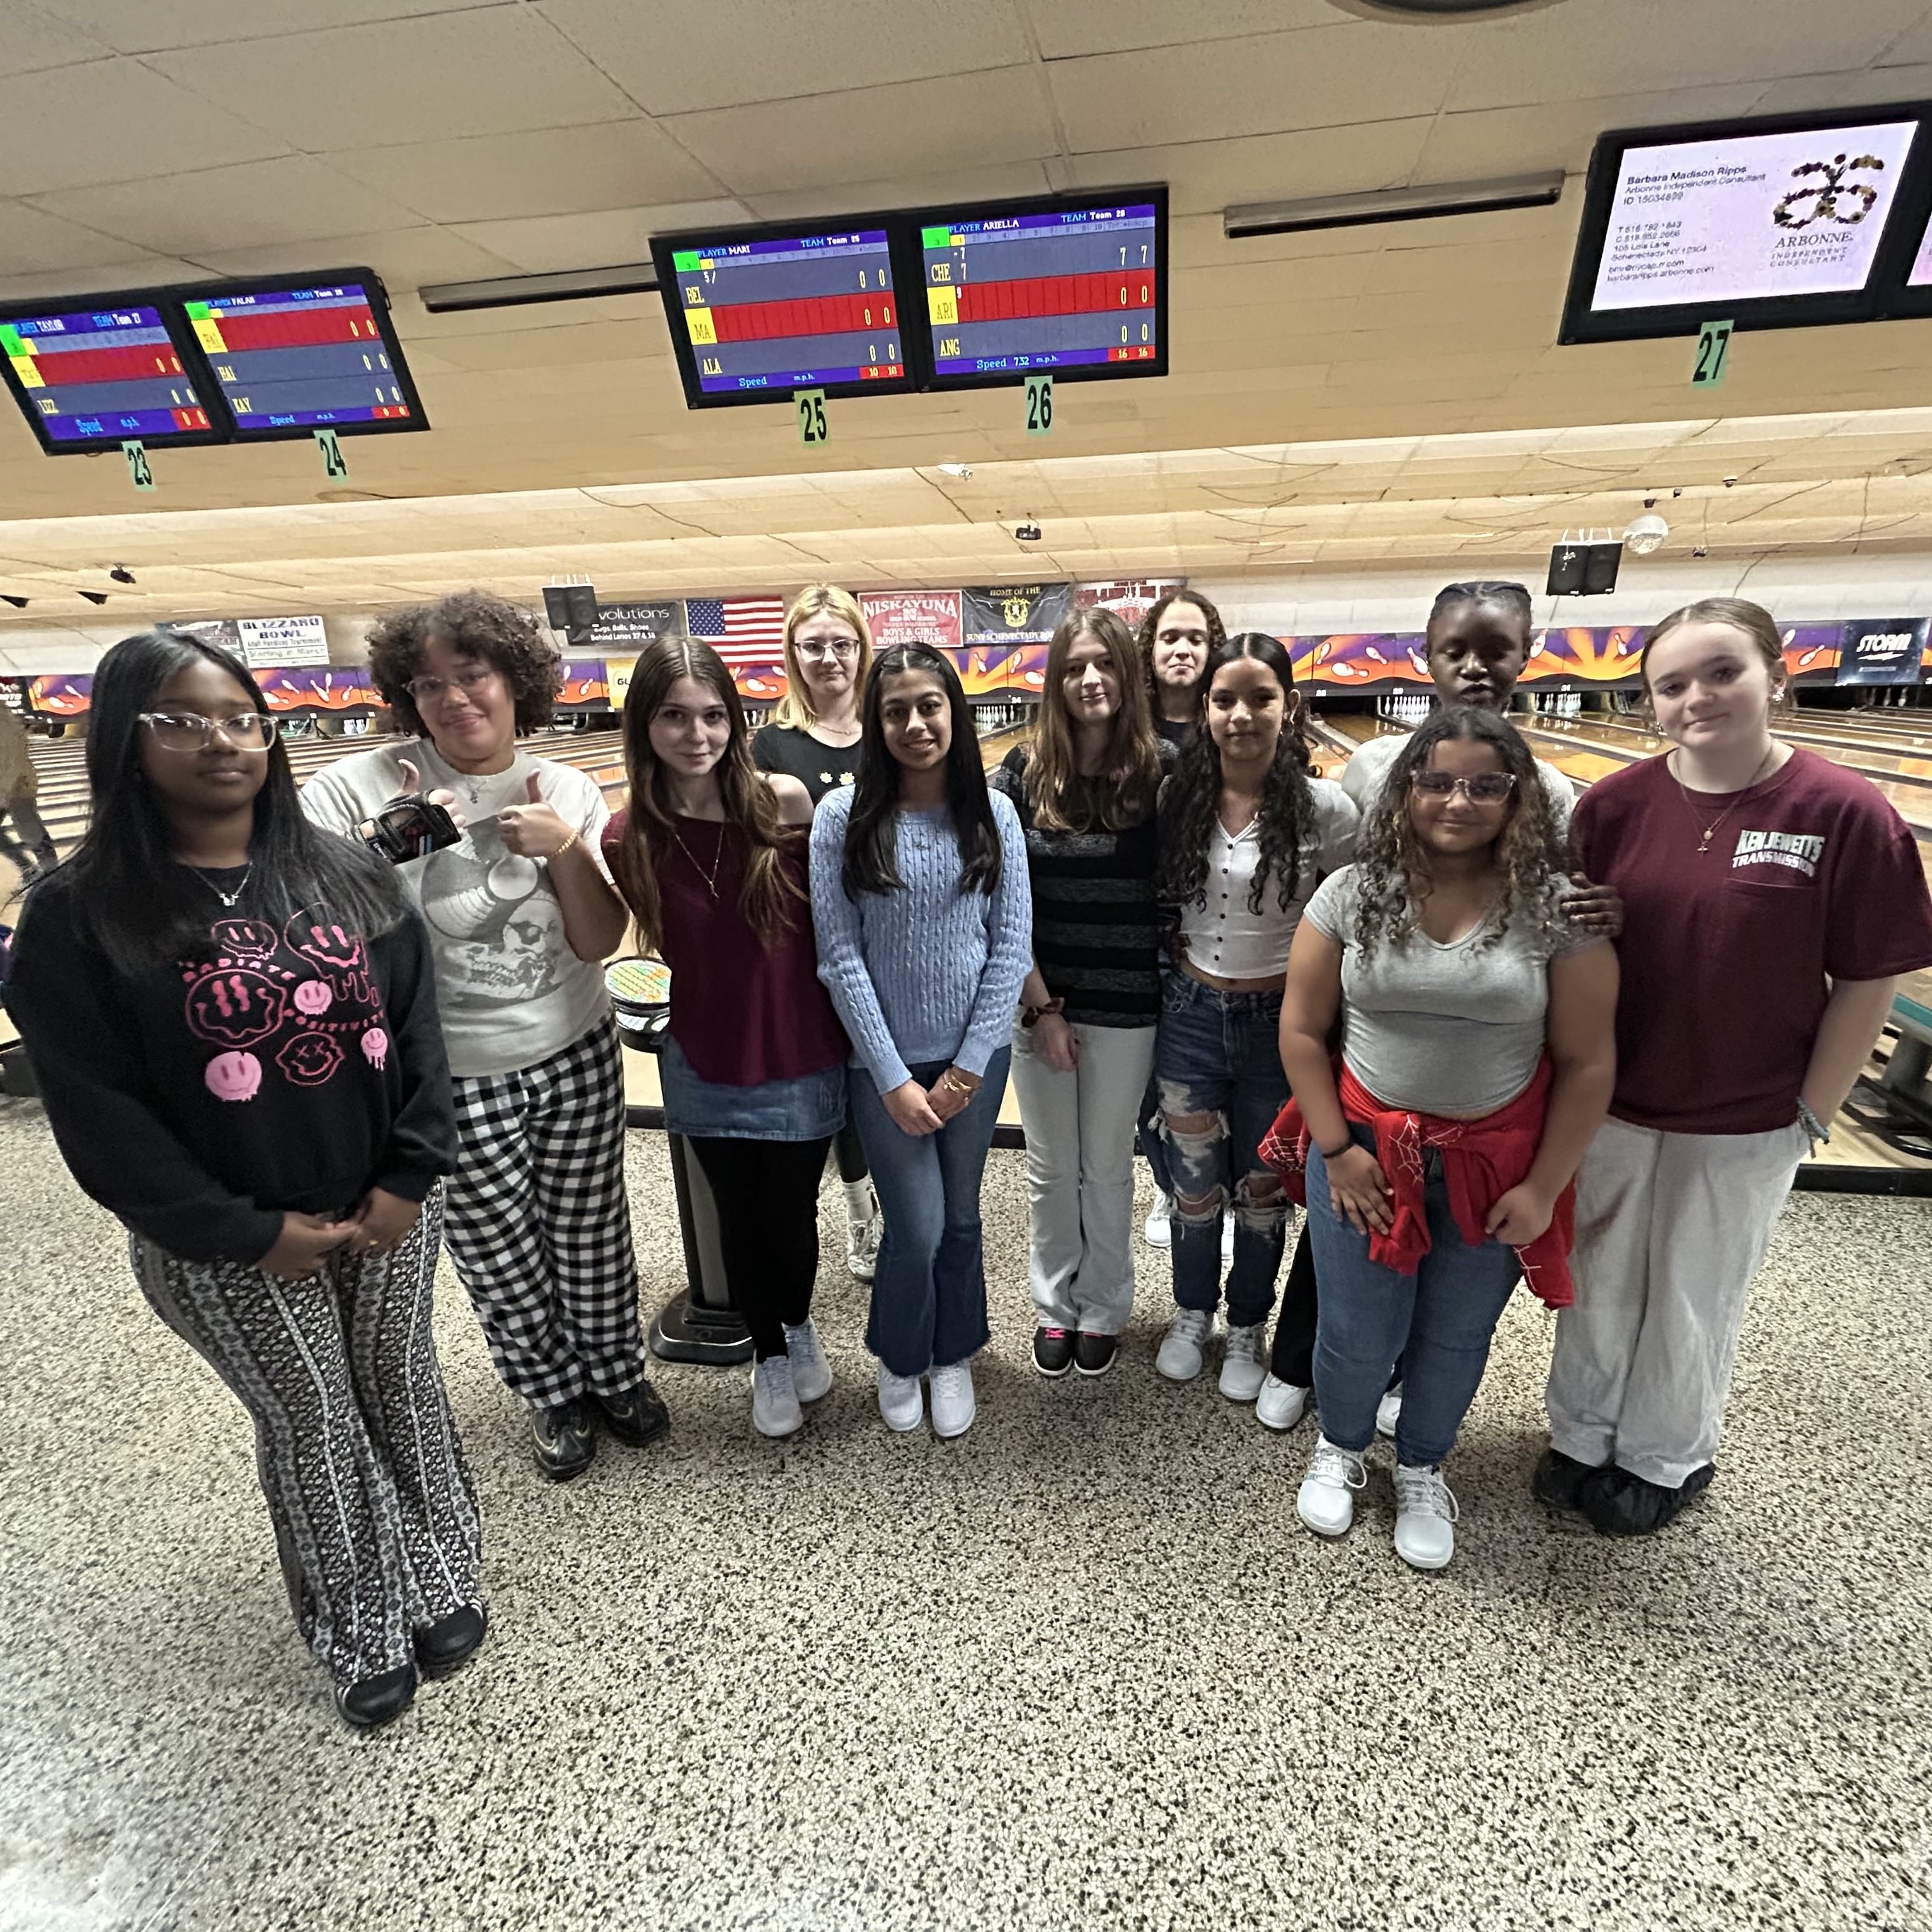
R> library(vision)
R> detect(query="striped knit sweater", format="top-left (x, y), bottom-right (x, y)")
top-left (809, 788), bottom-right (1032, 1094)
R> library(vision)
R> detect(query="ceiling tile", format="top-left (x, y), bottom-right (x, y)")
top-left (535, 0), bottom-right (1031, 114)
top-left (0, 59), bottom-right (289, 195)
top-left (1751, 61), bottom-right (1932, 113)
top-left (0, 254), bottom-right (201, 303)
top-left (743, 162), bottom-right (1055, 223)
top-left (327, 119), bottom-right (723, 225)
top-left (664, 68), bottom-right (1057, 196)
top-left (183, 226), bottom-right (520, 291)
top-left (28, 157), bottom-right (425, 256)
top-left (145, 10), bottom-right (638, 148)
top-left (447, 202), bottom-right (749, 273)
top-left (1050, 23), bottom-right (1453, 151)
top-left (1032, 0), bottom-right (1337, 58)
top-left (0, 2), bottom-right (115, 70)
top-left (0, 199), bottom-right (154, 275)
top-left (29, 0), bottom-right (506, 53)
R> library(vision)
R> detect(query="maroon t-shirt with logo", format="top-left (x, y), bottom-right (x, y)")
top-left (1572, 747), bottom-right (1932, 1135)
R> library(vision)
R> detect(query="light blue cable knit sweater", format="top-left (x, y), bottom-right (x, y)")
top-left (809, 788), bottom-right (1032, 1094)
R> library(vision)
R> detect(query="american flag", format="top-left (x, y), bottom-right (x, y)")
top-left (683, 596), bottom-right (786, 668)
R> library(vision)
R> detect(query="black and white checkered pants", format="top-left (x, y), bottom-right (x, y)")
top-left (443, 1020), bottom-right (648, 1410)
top-left (130, 1187), bottom-right (484, 1691)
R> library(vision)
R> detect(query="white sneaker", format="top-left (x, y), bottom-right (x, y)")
top-left (1143, 1192), bottom-right (1173, 1248)
top-left (1393, 1462), bottom-right (1459, 1570)
top-left (847, 1197), bottom-right (883, 1282)
top-left (877, 1363), bottom-right (923, 1432)
top-left (1255, 1373), bottom-right (1310, 1431)
top-left (1218, 1322), bottom-right (1268, 1402)
top-left (1222, 1210), bottom-right (1236, 1265)
top-left (751, 1355), bottom-right (803, 1439)
top-left (1297, 1434), bottom-right (1368, 1537)
top-left (1376, 1384), bottom-right (1403, 1438)
top-left (782, 1319), bottom-right (832, 1404)
top-left (1155, 1307), bottom-right (1214, 1382)
top-left (928, 1361), bottom-right (976, 1439)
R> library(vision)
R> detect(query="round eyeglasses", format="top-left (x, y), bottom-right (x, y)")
top-left (1411, 770), bottom-right (1517, 803)
top-left (139, 711), bottom-right (279, 752)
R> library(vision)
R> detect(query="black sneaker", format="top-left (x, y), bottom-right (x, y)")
top-left (533, 1398), bottom-right (597, 1480)
top-left (594, 1379), bottom-right (671, 1448)
top-left (1532, 1446), bottom-right (1604, 1513)
top-left (1584, 1462), bottom-right (1716, 1538)
top-left (1032, 1326), bottom-right (1076, 1378)
top-left (415, 1604), bottom-right (489, 1681)
top-left (1074, 1331), bottom-right (1120, 1377)
top-left (335, 1664), bottom-right (417, 1729)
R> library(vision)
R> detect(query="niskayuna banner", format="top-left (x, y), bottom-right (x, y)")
top-left (1836, 618), bottom-right (1928, 687)
top-left (962, 583), bottom-right (1073, 647)
top-left (861, 590), bottom-right (963, 652)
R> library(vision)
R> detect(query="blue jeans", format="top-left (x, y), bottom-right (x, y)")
top-left (1154, 972), bottom-right (1289, 1328)
top-left (1306, 1127), bottom-right (1521, 1467)
top-left (848, 1049), bottom-right (1010, 1378)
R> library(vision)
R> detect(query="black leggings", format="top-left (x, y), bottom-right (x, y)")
top-left (832, 1115), bottom-right (868, 1186)
top-left (687, 1135), bottom-right (832, 1359)
top-left (1269, 1215), bottom-right (1402, 1395)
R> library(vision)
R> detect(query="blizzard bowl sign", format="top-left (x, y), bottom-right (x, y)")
top-left (1836, 617), bottom-right (1928, 686)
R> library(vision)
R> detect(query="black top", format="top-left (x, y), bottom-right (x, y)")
top-left (751, 722), bottom-right (860, 804)
top-left (4, 867), bottom-right (456, 1266)
top-left (988, 739), bottom-right (1176, 1027)
top-left (1154, 716), bottom-right (1193, 749)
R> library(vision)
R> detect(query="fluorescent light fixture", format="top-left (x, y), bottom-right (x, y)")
top-left (419, 262), bottom-right (660, 314)
top-left (1224, 171), bottom-right (1563, 239)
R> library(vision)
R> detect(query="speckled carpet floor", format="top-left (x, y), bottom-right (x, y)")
top-left (1, 1094), bottom-right (1925, 1932)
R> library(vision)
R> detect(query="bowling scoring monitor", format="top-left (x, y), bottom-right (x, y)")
top-left (182, 270), bottom-right (425, 438)
top-left (650, 222), bottom-right (912, 408)
top-left (0, 300), bottom-right (220, 454)
top-left (915, 188), bottom-right (1169, 387)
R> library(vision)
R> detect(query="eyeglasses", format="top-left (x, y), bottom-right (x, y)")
top-left (795, 638), bottom-right (858, 662)
top-left (139, 710), bottom-right (278, 751)
top-left (404, 666), bottom-right (498, 705)
top-left (1411, 770), bottom-right (1517, 803)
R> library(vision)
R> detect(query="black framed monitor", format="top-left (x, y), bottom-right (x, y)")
top-left (907, 186), bottom-right (1169, 388)
top-left (1560, 104), bottom-right (1932, 344)
top-left (176, 269), bottom-right (426, 439)
top-left (648, 218), bottom-right (914, 408)
top-left (0, 293), bottom-right (223, 454)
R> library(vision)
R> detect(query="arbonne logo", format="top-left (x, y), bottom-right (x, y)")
top-left (1773, 153), bottom-right (1886, 229)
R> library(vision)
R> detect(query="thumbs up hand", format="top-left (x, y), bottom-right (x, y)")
top-left (495, 769), bottom-right (577, 860)
top-left (395, 755), bottom-right (468, 832)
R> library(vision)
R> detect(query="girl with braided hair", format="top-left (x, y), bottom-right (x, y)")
top-left (1151, 632), bottom-right (1358, 1399)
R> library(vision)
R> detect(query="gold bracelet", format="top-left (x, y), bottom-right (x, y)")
top-left (551, 829), bottom-right (579, 861)
top-left (940, 1068), bottom-right (976, 1096)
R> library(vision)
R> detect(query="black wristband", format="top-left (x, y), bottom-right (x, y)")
top-left (1317, 1138), bottom-right (1354, 1161)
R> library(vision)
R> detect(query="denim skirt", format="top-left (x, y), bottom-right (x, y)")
top-left (657, 1034), bottom-right (847, 1142)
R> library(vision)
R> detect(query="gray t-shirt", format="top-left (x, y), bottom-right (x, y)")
top-left (302, 738), bottom-right (612, 1078)
top-left (1303, 864), bottom-right (1604, 1117)
top-left (1340, 729), bottom-right (1575, 835)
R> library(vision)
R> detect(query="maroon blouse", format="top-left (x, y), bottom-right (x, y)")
top-left (603, 809), bottom-right (848, 1087)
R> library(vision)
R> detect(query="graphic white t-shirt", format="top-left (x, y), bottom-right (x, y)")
top-left (302, 738), bottom-right (612, 1078)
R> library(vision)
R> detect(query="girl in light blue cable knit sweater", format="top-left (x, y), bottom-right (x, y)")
top-left (809, 647), bottom-right (1031, 1441)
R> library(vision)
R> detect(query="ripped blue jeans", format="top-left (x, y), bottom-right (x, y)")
top-left (1153, 970), bottom-right (1290, 1328)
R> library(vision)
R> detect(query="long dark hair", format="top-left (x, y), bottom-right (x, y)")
top-left (1137, 588), bottom-right (1226, 714)
top-left (50, 629), bottom-right (402, 974)
top-left (842, 645), bottom-right (1002, 899)
top-left (1351, 706), bottom-right (1567, 958)
top-left (611, 636), bottom-right (800, 955)
top-left (1156, 632), bottom-right (1317, 913)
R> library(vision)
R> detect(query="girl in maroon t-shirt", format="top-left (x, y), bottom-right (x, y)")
top-left (604, 638), bottom-right (850, 1441)
top-left (1542, 597), bottom-right (1932, 1535)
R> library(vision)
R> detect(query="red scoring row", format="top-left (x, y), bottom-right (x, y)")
top-left (208, 304), bottom-right (383, 353)
top-left (950, 272), bottom-right (1155, 325)
top-left (29, 345), bottom-right (187, 387)
top-left (703, 291), bottom-right (898, 343)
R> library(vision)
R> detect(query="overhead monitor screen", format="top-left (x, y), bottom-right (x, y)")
top-left (1561, 109), bottom-right (1928, 341)
top-left (184, 275), bottom-right (424, 436)
top-left (0, 302), bottom-right (218, 452)
top-left (654, 226), bottom-right (909, 407)
top-left (916, 195), bottom-right (1167, 383)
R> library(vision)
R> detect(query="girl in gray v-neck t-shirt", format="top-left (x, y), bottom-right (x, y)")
top-left (1303, 865), bottom-right (1604, 1117)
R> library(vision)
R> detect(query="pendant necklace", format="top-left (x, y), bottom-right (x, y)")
top-left (189, 861), bottom-right (254, 908)
top-left (671, 822), bottom-right (726, 900)
top-left (1671, 744), bottom-right (1776, 854)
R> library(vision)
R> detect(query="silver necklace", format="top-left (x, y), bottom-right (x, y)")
top-left (190, 861), bottom-right (253, 908)
top-left (671, 822), bottom-right (725, 900)
top-left (1669, 744), bottom-right (1776, 854)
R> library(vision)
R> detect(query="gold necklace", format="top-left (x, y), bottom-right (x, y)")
top-left (1670, 744), bottom-right (1776, 855)
top-left (670, 820), bottom-right (726, 899)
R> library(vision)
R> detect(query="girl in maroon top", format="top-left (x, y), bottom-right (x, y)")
top-left (1542, 597), bottom-right (1932, 1535)
top-left (604, 638), bottom-right (849, 1440)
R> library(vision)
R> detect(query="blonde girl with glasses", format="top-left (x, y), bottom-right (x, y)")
top-left (754, 583), bottom-right (885, 1280)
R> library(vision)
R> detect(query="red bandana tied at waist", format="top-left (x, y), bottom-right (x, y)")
top-left (1260, 1057), bottom-right (1574, 1308)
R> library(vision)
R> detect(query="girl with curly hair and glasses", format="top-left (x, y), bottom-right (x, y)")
top-left (1277, 707), bottom-right (1618, 1571)
top-left (1151, 632), bottom-right (1358, 1402)
top-left (304, 589), bottom-right (669, 1485)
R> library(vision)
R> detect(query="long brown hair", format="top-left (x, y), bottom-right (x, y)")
top-left (611, 637), bottom-right (800, 955)
top-left (1025, 607), bottom-right (1163, 831)
top-left (767, 583), bottom-right (873, 730)
top-left (1639, 596), bottom-right (1788, 702)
